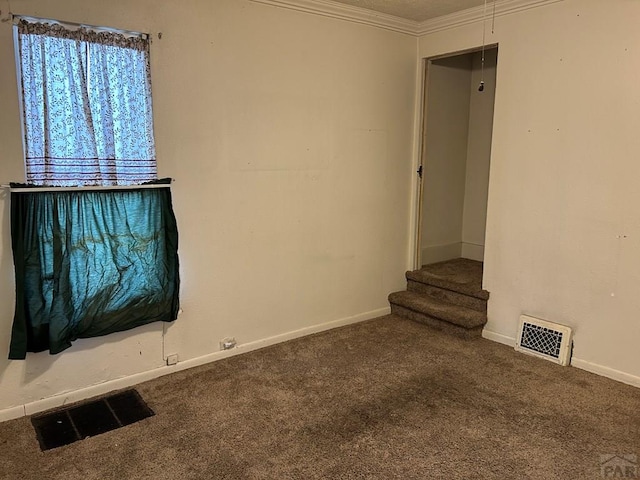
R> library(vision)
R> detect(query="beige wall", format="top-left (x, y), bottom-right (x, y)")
top-left (0, 0), bottom-right (417, 415)
top-left (462, 48), bottom-right (497, 261)
top-left (419, 0), bottom-right (640, 385)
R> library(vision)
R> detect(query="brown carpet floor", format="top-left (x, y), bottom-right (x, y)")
top-left (1, 315), bottom-right (639, 479)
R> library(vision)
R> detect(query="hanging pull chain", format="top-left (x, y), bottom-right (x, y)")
top-left (478, 0), bottom-right (487, 92)
top-left (479, 0), bottom-right (496, 92)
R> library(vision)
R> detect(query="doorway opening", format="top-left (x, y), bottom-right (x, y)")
top-left (416, 46), bottom-right (498, 268)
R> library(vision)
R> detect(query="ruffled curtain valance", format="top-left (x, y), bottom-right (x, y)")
top-left (16, 19), bottom-right (149, 51)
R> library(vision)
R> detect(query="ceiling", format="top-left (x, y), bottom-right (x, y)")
top-left (325, 0), bottom-right (488, 22)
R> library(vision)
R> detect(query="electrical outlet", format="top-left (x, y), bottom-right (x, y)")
top-left (166, 353), bottom-right (178, 365)
top-left (220, 337), bottom-right (237, 351)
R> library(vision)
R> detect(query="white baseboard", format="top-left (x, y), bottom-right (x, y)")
top-left (7, 310), bottom-right (635, 423)
top-left (571, 358), bottom-right (640, 389)
top-left (168, 306), bottom-right (390, 374)
top-left (461, 243), bottom-right (484, 262)
top-left (421, 242), bottom-right (462, 265)
top-left (0, 405), bottom-right (27, 424)
top-left (481, 328), bottom-right (515, 346)
top-left (482, 328), bottom-right (640, 389)
top-left (1, 306), bottom-right (390, 423)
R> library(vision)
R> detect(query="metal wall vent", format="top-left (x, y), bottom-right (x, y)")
top-left (515, 315), bottom-right (573, 366)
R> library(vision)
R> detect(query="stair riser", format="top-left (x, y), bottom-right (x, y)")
top-left (391, 305), bottom-right (483, 339)
top-left (405, 270), bottom-right (489, 301)
top-left (388, 290), bottom-right (487, 329)
top-left (407, 281), bottom-right (487, 313)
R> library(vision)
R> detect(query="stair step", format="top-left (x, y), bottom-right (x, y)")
top-left (388, 290), bottom-right (487, 330)
top-left (390, 306), bottom-right (484, 339)
top-left (407, 280), bottom-right (487, 313)
top-left (407, 258), bottom-right (489, 301)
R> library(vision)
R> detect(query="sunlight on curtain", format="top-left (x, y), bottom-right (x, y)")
top-left (88, 43), bottom-right (156, 181)
top-left (16, 20), bottom-right (157, 186)
top-left (9, 186), bottom-right (180, 359)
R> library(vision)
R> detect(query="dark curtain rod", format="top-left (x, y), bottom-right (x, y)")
top-left (2, 179), bottom-right (175, 192)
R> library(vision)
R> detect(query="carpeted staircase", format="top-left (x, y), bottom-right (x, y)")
top-left (388, 258), bottom-right (489, 338)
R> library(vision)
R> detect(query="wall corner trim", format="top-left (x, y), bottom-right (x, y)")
top-left (249, 0), bottom-right (420, 35)
top-left (416, 0), bottom-right (565, 36)
top-left (249, 0), bottom-right (565, 37)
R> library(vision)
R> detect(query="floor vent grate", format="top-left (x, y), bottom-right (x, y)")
top-left (515, 315), bottom-right (573, 366)
top-left (32, 389), bottom-right (154, 451)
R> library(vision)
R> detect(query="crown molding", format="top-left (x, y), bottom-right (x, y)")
top-left (249, 0), bottom-right (565, 37)
top-left (249, 0), bottom-right (420, 36)
top-left (416, 0), bottom-right (565, 35)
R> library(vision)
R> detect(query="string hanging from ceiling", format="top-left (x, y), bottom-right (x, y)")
top-left (478, 0), bottom-right (497, 92)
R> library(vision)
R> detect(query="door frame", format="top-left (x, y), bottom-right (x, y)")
top-left (411, 44), bottom-right (499, 271)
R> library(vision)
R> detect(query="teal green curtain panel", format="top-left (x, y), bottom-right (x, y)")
top-left (9, 186), bottom-right (179, 359)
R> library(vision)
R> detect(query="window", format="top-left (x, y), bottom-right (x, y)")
top-left (15, 18), bottom-right (156, 186)
top-left (9, 18), bottom-right (179, 359)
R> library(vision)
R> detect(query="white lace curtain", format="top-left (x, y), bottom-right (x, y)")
top-left (16, 20), bottom-right (157, 186)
